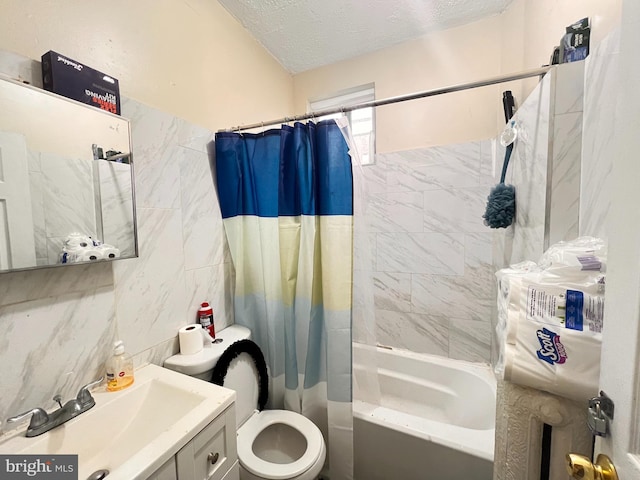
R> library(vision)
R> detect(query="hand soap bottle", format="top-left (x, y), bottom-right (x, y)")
top-left (106, 340), bottom-right (134, 391)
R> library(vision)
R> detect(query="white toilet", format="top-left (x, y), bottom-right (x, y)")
top-left (164, 325), bottom-right (326, 480)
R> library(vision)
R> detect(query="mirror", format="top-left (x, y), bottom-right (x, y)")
top-left (0, 74), bottom-right (137, 272)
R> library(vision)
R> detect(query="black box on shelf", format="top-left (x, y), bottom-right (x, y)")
top-left (41, 50), bottom-right (121, 115)
top-left (560, 18), bottom-right (590, 63)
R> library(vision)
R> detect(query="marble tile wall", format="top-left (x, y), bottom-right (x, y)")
top-left (548, 61), bottom-right (585, 246)
top-left (360, 140), bottom-right (496, 363)
top-left (36, 152), bottom-right (97, 264)
top-left (28, 150), bottom-right (48, 266)
top-left (97, 160), bottom-right (136, 258)
top-left (27, 143), bottom-right (137, 264)
top-left (492, 72), bottom-right (552, 271)
top-left (0, 52), bottom-right (233, 425)
top-left (361, 62), bottom-right (584, 366)
top-left (579, 30), bottom-right (620, 241)
top-left (493, 63), bottom-right (584, 270)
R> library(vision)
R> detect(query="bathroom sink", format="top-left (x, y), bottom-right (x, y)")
top-left (0, 363), bottom-right (235, 480)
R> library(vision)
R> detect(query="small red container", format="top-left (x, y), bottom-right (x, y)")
top-left (197, 302), bottom-right (215, 338)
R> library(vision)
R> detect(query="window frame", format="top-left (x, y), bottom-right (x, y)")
top-left (308, 84), bottom-right (376, 165)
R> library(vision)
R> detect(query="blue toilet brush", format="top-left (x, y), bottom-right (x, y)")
top-left (483, 142), bottom-right (516, 228)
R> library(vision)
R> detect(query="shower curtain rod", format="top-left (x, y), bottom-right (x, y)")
top-left (218, 66), bottom-right (552, 133)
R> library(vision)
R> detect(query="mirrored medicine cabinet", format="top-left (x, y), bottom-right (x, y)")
top-left (0, 74), bottom-right (138, 273)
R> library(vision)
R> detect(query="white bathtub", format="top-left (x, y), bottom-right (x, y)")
top-left (353, 343), bottom-right (497, 480)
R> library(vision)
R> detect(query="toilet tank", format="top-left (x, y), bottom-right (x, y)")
top-left (164, 324), bottom-right (251, 380)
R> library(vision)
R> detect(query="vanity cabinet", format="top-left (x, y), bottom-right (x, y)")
top-left (176, 404), bottom-right (238, 480)
top-left (148, 457), bottom-right (179, 480)
top-left (148, 404), bottom-right (238, 480)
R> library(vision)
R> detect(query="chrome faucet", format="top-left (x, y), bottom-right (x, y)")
top-left (6, 377), bottom-right (103, 437)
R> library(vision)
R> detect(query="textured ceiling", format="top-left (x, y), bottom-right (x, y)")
top-left (218, 0), bottom-right (514, 74)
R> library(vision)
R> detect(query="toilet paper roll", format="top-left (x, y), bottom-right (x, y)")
top-left (505, 310), bottom-right (520, 345)
top-left (77, 249), bottom-right (104, 261)
top-left (179, 324), bottom-right (205, 355)
top-left (62, 248), bottom-right (104, 263)
top-left (98, 245), bottom-right (121, 259)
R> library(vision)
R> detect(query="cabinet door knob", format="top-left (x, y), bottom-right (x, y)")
top-left (208, 452), bottom-right (219, 465)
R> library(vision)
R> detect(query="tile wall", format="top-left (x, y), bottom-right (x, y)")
top-left (355, 61), bottom-right (584, 365)
top-left (357, 140), bottom-right (496, 363)
top-left (493, 62), bottom-right (584, 269)
top-left (579, 30), bottom-right (620, 241)
top-left (548, 62), bottom-right (585, 246)
top-left (26, 152), bottom-right (136, 265)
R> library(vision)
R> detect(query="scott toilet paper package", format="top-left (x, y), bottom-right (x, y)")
top-left (495, 237), bottom-right (606, 401)
top-left (503, 320), bottom-right (602, 400)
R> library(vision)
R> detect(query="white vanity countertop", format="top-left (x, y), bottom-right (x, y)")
top-left (0, 363), bottom-right (236, 480)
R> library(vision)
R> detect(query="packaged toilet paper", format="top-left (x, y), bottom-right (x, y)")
top-left (495, 237), bottom-right (606, 401)
top-left (495, 261), bottom-right (538, 372)
top-left (59, 232), bottom-right (121, 263)
top-left (503, 321), bottom-right (602, 400)
top-left (538, 236), bottom-right (607, 273)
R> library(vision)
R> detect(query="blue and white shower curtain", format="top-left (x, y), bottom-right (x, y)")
top-left (215, 120), bottom-right (353, 479)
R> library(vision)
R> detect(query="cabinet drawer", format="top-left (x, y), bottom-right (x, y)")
top-left (176, 405), bottom-right (237, 480)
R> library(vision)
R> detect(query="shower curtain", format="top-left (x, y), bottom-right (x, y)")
top-left (214, 120), bottom-right (353, 479)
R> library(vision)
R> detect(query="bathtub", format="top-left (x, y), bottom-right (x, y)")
top-left (352, 343), bottom-right (497, 480)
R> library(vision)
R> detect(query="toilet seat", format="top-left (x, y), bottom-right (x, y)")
top-left (237, 409), bottom-right (325, 480)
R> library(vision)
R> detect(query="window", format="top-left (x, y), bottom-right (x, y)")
top-left (308, 84), bottom-right (376, 165)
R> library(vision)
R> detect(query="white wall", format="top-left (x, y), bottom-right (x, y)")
top-left (294, 15), bottom-right (504, 153)
top-left (293, 0), bottom-right (621, 153)
top-left (0, 0), bottom-right (294, 130)
top-left (501, 0), bottom-right (622, 104)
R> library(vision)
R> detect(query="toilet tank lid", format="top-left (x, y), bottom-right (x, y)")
top-left (163, 324), bottom-right (251, 376)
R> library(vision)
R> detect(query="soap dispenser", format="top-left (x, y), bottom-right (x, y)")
top-left (106, 340), bottom-right (134, 391)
